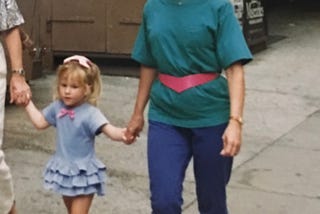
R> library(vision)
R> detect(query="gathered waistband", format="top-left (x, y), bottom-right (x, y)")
top-left (158, 72), bottom-right (219, 93)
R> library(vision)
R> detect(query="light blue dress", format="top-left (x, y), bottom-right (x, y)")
top-left (42, 100), bottom-right (109, 196)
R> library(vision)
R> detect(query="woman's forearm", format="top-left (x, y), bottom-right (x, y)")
top-left (225, 62), bottom-right (245, 123)
top-left (133, 65), bottom-right (157, 116)
top-left (4, 27), bottom-right (23, 70)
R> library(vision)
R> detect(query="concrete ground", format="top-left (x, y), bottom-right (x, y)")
top-left (3, 4), bottom-right (320, 214)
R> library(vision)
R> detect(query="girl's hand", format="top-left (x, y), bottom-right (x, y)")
top-left (220, 120), bottom-right (242, 157)
top-left (103, 125), bottom-right (130, 143)
top-left (121, 128), bottom-right (135, 145)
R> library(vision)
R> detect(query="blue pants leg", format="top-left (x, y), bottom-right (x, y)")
top-left (148, 120), bottom-right (192, 214)
top-left (147, 120), bottom-right (233, 214)
top-left (192, 125), bottom-right (233, 214)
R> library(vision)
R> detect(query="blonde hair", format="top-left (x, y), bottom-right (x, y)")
top-left (54, 59), bottom-right (102, 106)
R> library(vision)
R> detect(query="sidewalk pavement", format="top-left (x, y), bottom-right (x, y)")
top-left (3, 6), bottom-right (320, 214)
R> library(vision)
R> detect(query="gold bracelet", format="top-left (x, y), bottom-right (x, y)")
top-left (229, 116), bottom-right (243, 125)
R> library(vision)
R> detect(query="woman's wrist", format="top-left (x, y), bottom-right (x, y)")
top-left (11, 68), bottom-right (26, 76)
top-left (229, 115), bottom-right (243, 126)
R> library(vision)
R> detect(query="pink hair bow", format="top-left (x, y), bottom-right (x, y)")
top-left (63, 55), bottom-right (92, 68)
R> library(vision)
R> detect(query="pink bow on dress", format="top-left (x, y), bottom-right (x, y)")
top-left (57, 108), bottom-right (75, 119)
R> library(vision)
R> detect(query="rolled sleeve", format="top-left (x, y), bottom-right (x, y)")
top-left (131, 15), bottom-right (157, 67)
top-left (216, 2), bottom-right (252, 69)
top-left (0, 0), bottom-right (24, 31)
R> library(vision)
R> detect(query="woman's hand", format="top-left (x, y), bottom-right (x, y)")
top-left (10, 73), bottom-right (32, 106)
top-left (124, 113), bottom-right (144, 144)
top-left (220, 120), bottom-right (242, 157)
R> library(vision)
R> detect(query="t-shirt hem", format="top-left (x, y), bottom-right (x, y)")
top-left (148, 114), bottom-right (229, 128)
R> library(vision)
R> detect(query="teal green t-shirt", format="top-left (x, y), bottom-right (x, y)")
top-left (132, 0), bottom-right (253, 128)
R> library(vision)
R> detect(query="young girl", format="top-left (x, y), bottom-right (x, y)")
top-left (24, 55), bottom-right (128, 214)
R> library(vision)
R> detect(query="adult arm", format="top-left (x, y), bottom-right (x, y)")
top-left (4, 27), bottom-right (32, 105)
top-left (221, 62), bottom-right (245, 157)
top-left (125, 65), bottom-right (157, 143)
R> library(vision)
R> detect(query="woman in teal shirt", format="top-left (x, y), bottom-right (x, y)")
top-left (126, 0), bottom-right (252, 213)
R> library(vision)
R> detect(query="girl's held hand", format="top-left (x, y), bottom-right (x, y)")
top-left (220, 121), bottom-right (242, 157)
top-left (122, 128), bottom-right (135, 145)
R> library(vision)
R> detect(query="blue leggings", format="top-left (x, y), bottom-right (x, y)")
top-left (148, 120), bottom-right (233, 214)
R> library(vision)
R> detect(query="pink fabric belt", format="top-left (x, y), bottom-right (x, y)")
top-left (158, 73), bottom-right (220, 93)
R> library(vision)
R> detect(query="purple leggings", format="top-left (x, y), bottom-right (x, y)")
top-left (148, 120), bottom-right (233, 214)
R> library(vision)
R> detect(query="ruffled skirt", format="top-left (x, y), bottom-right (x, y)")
top-left (43, 156), bottom-right (106, 196)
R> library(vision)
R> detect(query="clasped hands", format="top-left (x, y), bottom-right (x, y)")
top-left (9, 74), bottom-right (32, 106)
top-left (123, 114), bottom-right (144, 145)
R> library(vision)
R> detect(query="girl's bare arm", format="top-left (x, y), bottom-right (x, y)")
top-left (101, 124), bottom-right (127, 142)
top-left (25, 101), bottom-right (50, 129)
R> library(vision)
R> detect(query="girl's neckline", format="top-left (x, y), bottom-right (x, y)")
top-left (59, 100), bottom-right (88, 110)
